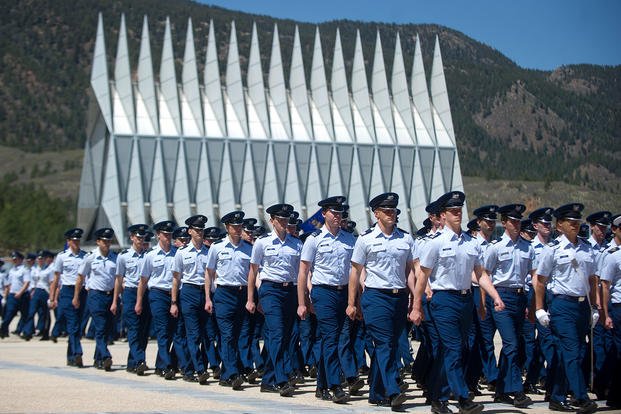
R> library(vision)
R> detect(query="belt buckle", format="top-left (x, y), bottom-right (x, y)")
top-left (578, 296), bottom-right (585, 302)
top-left (337, 285), bottom-right (343, 291)
top-left (460, 289), bottom-right (467, 295)
top-left (391, 289), bottom-right (399, 294)
top-left (238, 285), bottom-right (243, 291)
top-left (283, 282), bottom-right (289, 287)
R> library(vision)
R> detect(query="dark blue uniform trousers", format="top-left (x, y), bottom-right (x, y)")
top-left (478, 289), bottom-right (499, 385)
top-left (429, 290), bottom-right (473, 401)
top-left (149, 288), bottom-right (176, 370)
top-left (180, 284), bottom-right (208, 374)
top-left (340, 315), bottom-right (365, 378)
top-left (87, 290), bottom-right (114, 362)
top-left (60, 285), bottom-right (86, 362)
top-left (213, 285), bottom-right (247, 380)
top-left (1, 293), bottom-right (29, 336)
top-left (361, 288), bottom-right (407, 401)
top-left (23, 288), bottom-right (49, 337)
top-left (520, 288), bottom-right (542, 386)
top-left (549, 295), bottom-right (590, 403)
top-left (258, 282), bottom-right (296, 386)
top-left (122, 288), bottom-right (150, 369)
top-left (311, 285), bottom-right (348, 389)
top-left (608, 304), bottom-right (621, 405)
top-left (492, 288), bottom-right (527, 394)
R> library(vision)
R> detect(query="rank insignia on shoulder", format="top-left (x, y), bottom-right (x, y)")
top-left (429, 232), bottom-right (441, 239)
top-left (312, 229), bottom-right (321, 237)
top-left (213, 239), bottom-right (224, 244)
top-left (547, 240), bottom-right (560, 247)
top-left (121, 249), bottom-right (129, 254)
top-left (362, 228), bottom-right (373, 236)
top-left (608, 246), bottom-right (619, 254)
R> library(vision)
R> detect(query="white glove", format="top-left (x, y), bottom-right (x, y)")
top-left (591, 308), bottom-right (600, 327)
top-left (47, 299), bottom-right (52, 307)
top-left (535, 309), bottom-right (550, 327)
top-left (1, 298), bottom-right (6, 307)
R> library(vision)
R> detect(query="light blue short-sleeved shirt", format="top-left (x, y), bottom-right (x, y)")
top-left (140, 245), bottom-right (177, 291)
top-left (251, 232), bottom-right (303, 283)
top-left (173, 242), bottom-right (210, 286)
top-left (301, 227), bottom-right (356, 286)
top-left (116, 247), bottom-right (145, 288)
top-left (600, 247), bottom-right (621, 304)
top-left (351, 226), bottom-right (414, 290)
top-left (536, 235), bottom-right (596, 297)
top-left (79, 248), bottom-right (117, 292)
top-left (7, 264), bottom-right (31, 294)
top-left (31, 265), bottom-right (54, 291)
top-left (484, 233), bottom-right (536, 288)
top-left (420, 227), bottom-right (483, 291)
top-left (206, 237), bottom-right (253, 286)
top-left (54, 249), bottom-right (87, 286)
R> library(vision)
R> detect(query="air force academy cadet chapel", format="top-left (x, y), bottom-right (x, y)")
top-left (78, 13), bottom-right (465, 246)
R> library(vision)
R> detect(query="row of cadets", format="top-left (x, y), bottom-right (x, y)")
top-left (0, 251), bottom-right (31, 338)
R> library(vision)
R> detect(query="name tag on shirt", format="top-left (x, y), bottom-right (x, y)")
top-left (218, 251), bottom-right (232, 260)
top-left (370, 243), bottom-right (386, 253)
top-left (557, 254), bottom-right (573, 265)
top-left (439, 247), bottom-right (456, 258)
top-left (265, 246), bottom-right (278, 256)
top-left (499, 250), bottom-right (512, 261)
top-left (317, 243), bottom-right (332, 253)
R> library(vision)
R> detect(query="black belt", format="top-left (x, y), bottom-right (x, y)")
top-left (262, 280), bottom-right (294, 288)
top-left (91, 289), bottom-right (113, 295)
top-left (315, 284), bottom-right (348, 291)
top-left (124, 287), bottom-right (138, 291)
top-left (217, 284), bottom-right (246, 291)
top-left (151, 287), bottom-right (171, 295)
top-left (367, 287), bottom-right (407, 295)
top-left (553, 294), bottom-right (587, 303)
top-left (441, 289), bottom-right (472, 296)
top-left (183, 283), bottom-right (205, 290)
top-left (61, 285), bottom-right (75, 289)
top-left (496, 286), bottom-right (525, 294)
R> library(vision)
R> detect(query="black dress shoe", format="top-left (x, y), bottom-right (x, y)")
top-left (94, 360), bottom-right (103, 369)
top-left (523, 383), bottom-right (541, 394)
top-left (331, 386), bottom-right (349, 404)
top-left (126, 366), bottom-right (137, 373)
top-left (260, 384), bottom-right (280, 394)
top-left (390, 392), bottom-right (407, 408)
top-left (513, 392), bottom-right (532, 408)
top-left (244, 368), bottom-right (259, 383)
top-left (278, 382), bottom-right (295, 397)
top-left (74, 355), bottom-right (83, 368)
top-left (50, 336), bottom-right (57, 343)
top-left (315, 388), bottom-right (332, 400)
top-left (397, 378), bottom-right (409, 392)
top-left (347, 376), bottom-right (365, 393)
top-left (136, 362), bottom-right (147, 376)
top-left (197, 370), bottom-right (210, 384)
top-left (458, 398), bottom-right (483, 414)
top-left (308, 365), bottom-right (317, 378)
top-left (576, 399), bottom-right (597, 414)
top-left (369, 398), bottom-right (391, 407)
top-left (154, 368), bottom-right (165, 377)
top-left (103, 357), bottom-right (112, 371)
top-left (431, 400), bottom-right (453, 414)
top-left (358, 365), bottom-right (370, 375)
top-left (288, 371), bottom-right (305, 385)
top-left (164, 368), bottom-right (175, 380)
top-left (493, 393), bottom-right (514, 405)
top-left (183, 374), bottom-right (197, 382)
top-left (211, 366), bottom-right (221, 379)
top-left (219, 375), bottom-right (243, 390)
top-left (549, 400), bottom-right (574, 412)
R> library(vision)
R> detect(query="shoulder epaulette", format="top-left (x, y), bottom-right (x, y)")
top-left (547, 239), bottom-right (560, 247)
top-left (397, 227), bottom-right (409, 234)
top-left (213, 238), bottom-right (224, 245)
top-left (121, 249), bottom-right (129, 254)
top-left (362, 228), bottom-right (373, 236)
top-left (258, 233), bottom-right (270, 239)
top-left (429, 232), bottom-right (442, 239)
top-left (80, 249), bottom-right (87, 255)
top-left (312, 229), bottom-right (321, 237)
top-left (607, 246), bottom-right (619, 254)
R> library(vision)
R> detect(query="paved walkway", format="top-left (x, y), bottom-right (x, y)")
top-left (0, 333), bottom-right (610, 413)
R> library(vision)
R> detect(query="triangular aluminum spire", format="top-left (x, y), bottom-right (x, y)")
top-left (351, 30), bottom-right (375, 143)
top-left (204, 20), bottom-right (225, 137)
top-left (100, 135), bottom-right (124, 243)
top-left (330, 28), bottom-right (354, 142)
top-left (126, 139), bottom-right (146, 225)
top-left (136, 15), bottom-right (157, 135)
top-left (410, 149), bottom-right (429, 228)
top-left (391, 32), bottom-right (415, 144)
top-left (371, 30), bottom-right (394, 144)
top-left (172, 142), bottom-right (191, 223)
top-left (269, 24), bottom-right (291, 138)
top-left (182, 18), bottom-right (203, 137)
top-left (289, 26), bottom-right (312, 140)
top-left (310, 27), bottom-right (333, 141)
top-left (150, 141), bottom-right (169, 222)
top-left (195, 141), bottom-right (215, 222)
top-left (284, 144), bottom-right (304, 212)
top-left (391, 150), bottom-right (412, 233)
top-left (431, 35), bottom-right (456, 147)
top-left (114, 14), bottom-right (135, 134)
top-left (159, 17), bottom-right (181, 136)
top-left (226, 21), bottom-right (248, 138)
top-left (241, 142), bottom-right (259, 218)
top-left (247, 22), bottom-right (269, 138)
top-left (349, 149), bottom-right (370, 227)
top-left (327, 144), bottom-right (344, 196)
top-left (91, 13), bottom-right (112, 132)
top-left (412, 35), bottom-right (436, 145)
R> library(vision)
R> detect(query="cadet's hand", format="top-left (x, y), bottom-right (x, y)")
top-left (135, 303), bottom-right (142, 315)
top-left (72, 297), bottom-right (80, 309)
top-left (409, 308), bottom-right (423, 326)
top-left (535, 309), bottom-right (550, 327)
top-left (15, 292), bottom-right (22, 299)
top-left (110, 302), bottom-right (117, 315)
top-left (297, 304), bottom-right (307, 320)
top-left (605, 315), bottom-right (614, 330)
top-left (204, 299), bottom-right (213, 314)
top-left (48, 299), bottom-right (57, 310)
top-left (246, 300), bottom-right (256, 314)
top-left (590, 308), bottom-right (600, 328)
top-left (493, 297), bottom-right (505, 312)
top-left (346, 304), bottom-right (357, 320)
top-left (425, 288), bottom-right (433, 301)
top-left (170, 303), bottom-right (178, 318)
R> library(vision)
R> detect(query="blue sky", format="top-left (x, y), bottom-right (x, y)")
top-left (199, 0), bottom-right (621, 70)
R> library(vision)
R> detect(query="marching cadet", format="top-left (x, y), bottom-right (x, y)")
top-left (136, 220), bottom-right (177, 380)
top-left (246, 203), bottom-right (302, 397)
top-left (600, 213), bottom-right (621, 409)
top-left (205, 210), bottom-right (253, 390)
top-left (202, 225), bottom-right (224, 379)
top-left (0, 251), bottom-right (31, 338)
top-left (113, 224), bottom-right (150, 375)
top-left (23, 250), bottom-right (55, 340)
top-left (297, 196), bottom-right (358, 403)
top-left (534, 203), bottom-right (598, 413)
top-left (172, 215), bottom-right (211, 384)
top-left (465, 205), bottom-right (499, 395)
top-left (346, 192), bottom-right (415, 409)
top-left (412, 191), bottom-right (505, 414)
top-left (75, 228), bottom-right (117, 371)
top-left (483, 204), bottom-right (535, 408)
top-left (49, 228), bottom-right (87, 367)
